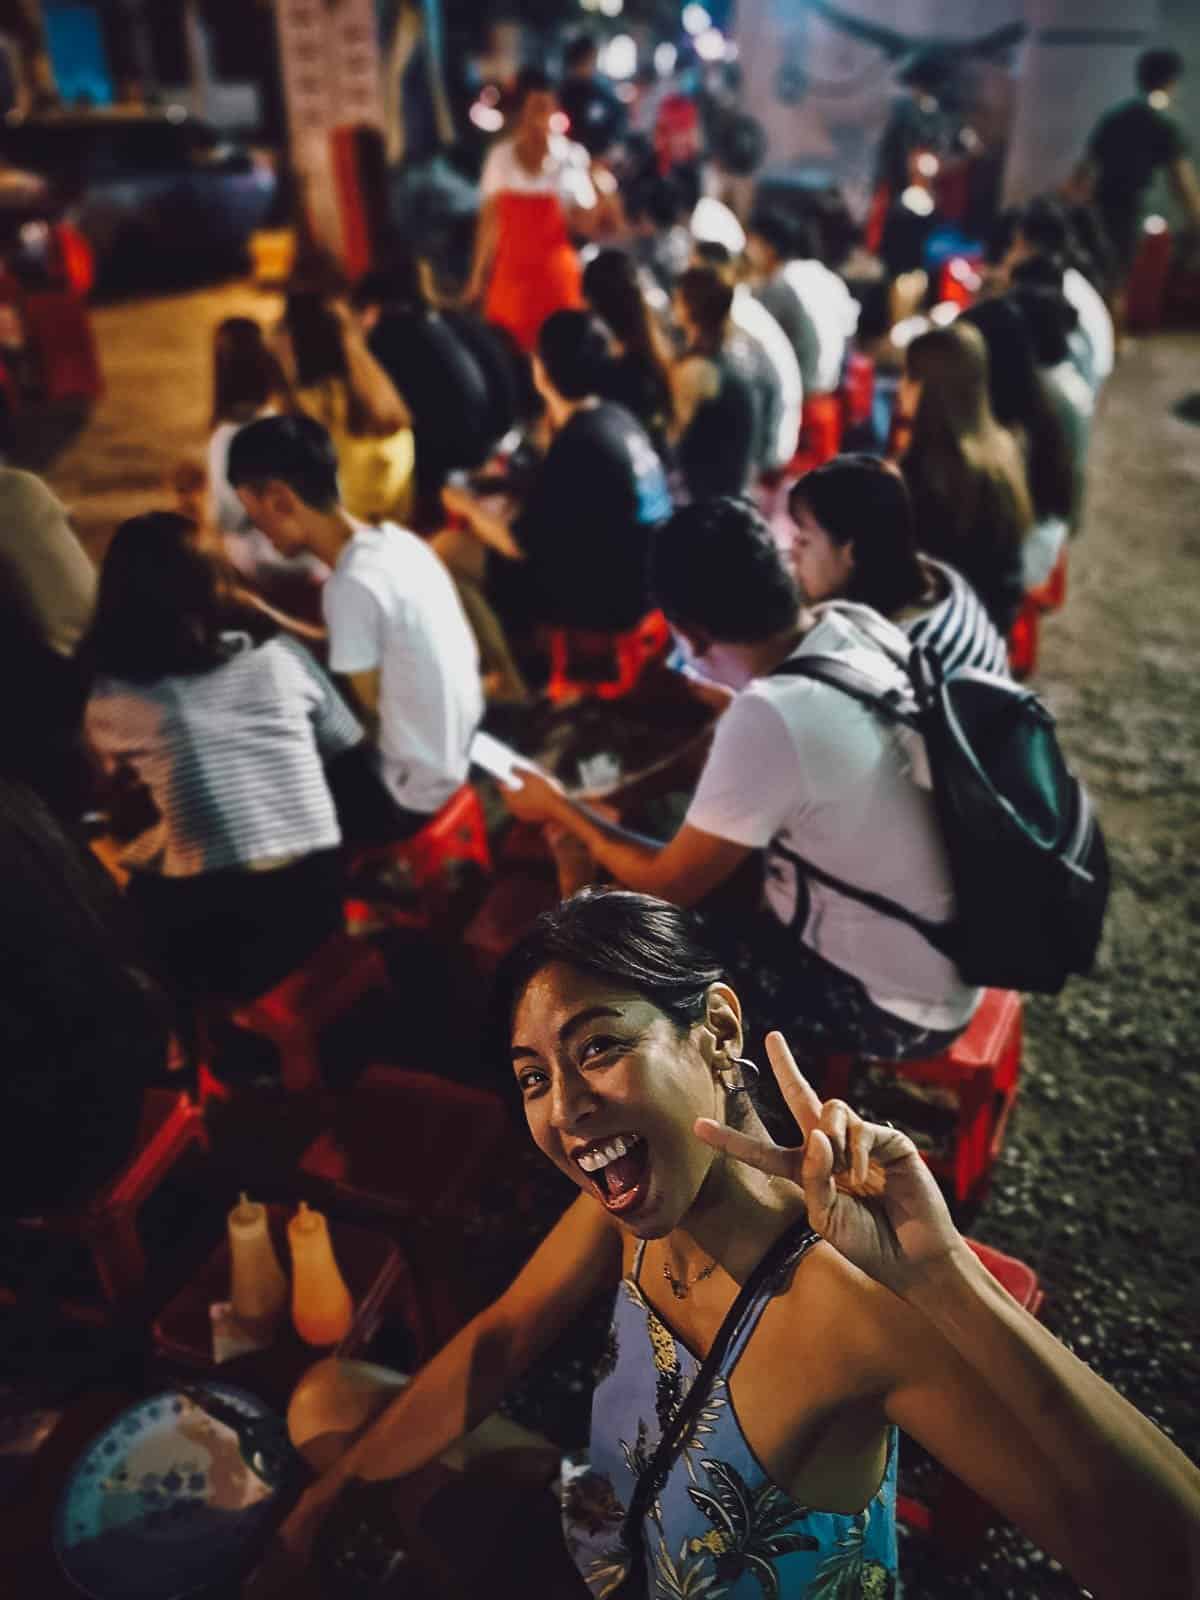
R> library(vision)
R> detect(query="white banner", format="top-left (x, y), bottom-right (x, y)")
top-left (274, 0), bottom-right (384, 260)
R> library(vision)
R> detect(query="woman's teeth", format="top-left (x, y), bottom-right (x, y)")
top-left (577, 1134), bottom-right (643, 1173)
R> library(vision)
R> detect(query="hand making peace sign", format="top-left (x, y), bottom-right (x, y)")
top-left (694, 1031), bottom-right (966, 1297)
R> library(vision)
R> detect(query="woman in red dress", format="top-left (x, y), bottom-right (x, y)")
top-left (464, 68), bottom-right (620, 354)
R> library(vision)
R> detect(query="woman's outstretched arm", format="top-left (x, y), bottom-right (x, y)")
top-left (696, 1032), bottom-right (1200, 1600)
top-left (254, 1193), bottom-right (621, 1581)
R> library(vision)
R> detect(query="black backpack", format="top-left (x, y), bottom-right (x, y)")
top-left (770, 614), bottom-right (1109, 995)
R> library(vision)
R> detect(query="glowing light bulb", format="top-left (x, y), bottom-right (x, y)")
top-left (602, 34), bottom-right (637, 80)
top-left (683, 4), bottom-right (711, 36)
top-left (655, 42), bottom-right (678, 76)
top-left (695, 27), bottom-right (726, 62)
top-left (901, 185), bottom-right (935, 217)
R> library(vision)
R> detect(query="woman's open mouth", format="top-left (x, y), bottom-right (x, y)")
top-left (573, 1133), bottom-right (652, 1215)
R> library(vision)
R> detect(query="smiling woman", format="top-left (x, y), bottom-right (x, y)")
top-left (246, 890), bottom-right (1200, 1600)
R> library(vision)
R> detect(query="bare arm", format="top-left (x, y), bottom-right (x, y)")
top-left (291, 1196), bottom-right (621, 1521)
top-left (670, 355), bottom-right (718, 442)
top-left (334, 306), bottom-right (412, 433)
top-left (506, 771), bottom-right (750, 906)
top-left (340, 667), bottom-right (381, 741)
top-left (697, 1038), bottom-right (1200, 1600)
top-left (464, 195), bottom-right (500, 306)
top-left (895, 1246), bottom-right (1200, 1598)
top-left (441, 484), bottom-right (525, 561)
top-left (1168, 155), bottom-right (1200, 227)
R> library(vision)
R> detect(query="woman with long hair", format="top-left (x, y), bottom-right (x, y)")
top-left (961, 296), bottom-right (1076, 590)
top-left (284, 288), bottom-right (416, 526)
top-left (248, 890), bottom-right (1200, 1600)
top-left (582, 247), bottom-right (676, 459)
top-left (897, 321), bottom-right (1032, 632)
top-left (83, 512), bottom-right (361, 1005)
top-left (788, 454), bottom-right (1010, 676)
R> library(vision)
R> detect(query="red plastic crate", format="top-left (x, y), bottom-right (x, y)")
top-left (822, 989), bottom-right (1023, 1207)
top-left (1007, 597), bottom-right (1039, 680)
top-left (841, 352), bottom-right (876, 429)
top-left (300, 1067), bottom-right (510, 1220)
top-left (545, 610), bottom-right (672, 706)
top-left (230, 932), bottom-right (390, 1093)
top-left (897, 1235), bottom-right (1044, 1551)
top-left (463, 872), bottom-right (559, 978)
top-left (7, 1089), bottom-right (208, 1315)
top-left (345, 783), bottom-right (492, 934)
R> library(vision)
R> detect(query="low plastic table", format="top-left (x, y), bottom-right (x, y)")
top-left (152, 1208), bottom-right (425, 1410)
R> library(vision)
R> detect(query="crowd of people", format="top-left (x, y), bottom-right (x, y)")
top-left (2, 36), bottom-right (1199, 1600)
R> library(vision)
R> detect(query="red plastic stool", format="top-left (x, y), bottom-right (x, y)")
top-left (300, 1066), bottom-right (510, 1220)
top-left (821, 989), bottom-right (1023, 1208)
top-left (8, 1089), bottom-right (209, 1316)
top-left (1028, 547), bottom-right (1068, 614)
top-left (463, 872), bottom-right (560, 978)
top-left (1125, 218), bottom-right (1172, 333)
top-left (1007, 597), bottom-right (1039, 680)
top-left (897, 1236), bottom-right (1045, 1553)
top-left (230, 932), bottom-right (390, 1093)
top-left (790, 392), bottom-right (843, 474)
top-left (545, 610), bottom-right (672, 706)
top-left (841, 352), bottom-right (876, 430)
top-left (345, 783), bottom-right (493, 934)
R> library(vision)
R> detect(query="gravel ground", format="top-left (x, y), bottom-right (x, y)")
top-left (39, 292), bottom-right (1200, 1597)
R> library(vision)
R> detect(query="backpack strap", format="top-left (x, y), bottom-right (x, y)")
top-left (615, 1219), bottom-right (818, 1595)
top-left (767, 651), bottom-right (959, 962)
top-left (771, 838), bottom-right (960, 960)
top-left (768, 653), bottom-right (918, 724)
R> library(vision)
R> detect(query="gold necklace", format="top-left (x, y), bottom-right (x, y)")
top-left (662, 1255), bottom-right (716, 1300)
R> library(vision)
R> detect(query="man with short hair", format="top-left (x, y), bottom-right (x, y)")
top-left (442, 309), bottom-right (671, 634)
top-left (227, 414), bottom-right (482, 838)
top-left (745, 209), bottom-right (859, 398)
top-left (558, 30), bottom-right (625, 158)
top-left (503, 496), bottom-right (980, 1061)
top-left (1075, 48), bottom-right (1200, 283)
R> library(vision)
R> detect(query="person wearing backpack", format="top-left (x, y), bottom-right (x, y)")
top-left (503, 496), bottom-right (980, 1063)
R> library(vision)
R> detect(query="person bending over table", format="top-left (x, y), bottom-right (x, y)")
top-left (439, 309), bottom-right (671, 640)
top-left (246, 890), bottom-right (1200, 1599)
top-left (504, 495), bottom-right (979, 1066)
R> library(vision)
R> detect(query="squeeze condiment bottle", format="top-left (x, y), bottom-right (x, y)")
top-left (288, 1201), bottom-right (354, 1346)
top-left (227, 1192), bottom-right (288, 1340)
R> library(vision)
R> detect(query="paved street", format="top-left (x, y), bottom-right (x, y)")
top-left (44, 279), bottom-right (282, 563)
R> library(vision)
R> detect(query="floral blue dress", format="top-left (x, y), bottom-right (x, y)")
top-left (561, 1223), bottom-right (898, 1599)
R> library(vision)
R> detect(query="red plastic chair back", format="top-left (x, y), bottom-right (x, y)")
top-left (842, 352), bottom-right (875, 429)
top-left (1007, 597), bottom-right (1039, 680)
top-left (546, 609), bottom-right (671, 705)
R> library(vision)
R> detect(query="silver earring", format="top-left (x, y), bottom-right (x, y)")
top-left (717, 1057), bottom-right (760, 1094)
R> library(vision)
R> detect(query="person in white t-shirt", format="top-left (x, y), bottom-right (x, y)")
top-left (228, 414), bottom-right (483, 838)
top-left (746, 209), bottom-right (859, 398)
top-left (504, 496), bottom-right (980, 1063)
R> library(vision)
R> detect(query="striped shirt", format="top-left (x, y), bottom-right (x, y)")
top-left (904, 559), bottom-right (1011, 678)
top-left (86, 633), bottom-right (361, 877)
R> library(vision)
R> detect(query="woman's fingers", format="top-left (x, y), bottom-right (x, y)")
top-left (693, 1117), bottom-right (799, 1182)
top-left (800, 1126), bottom-right (839, 1233)
top-left (763, 1032), bottom-right (824, 1137)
